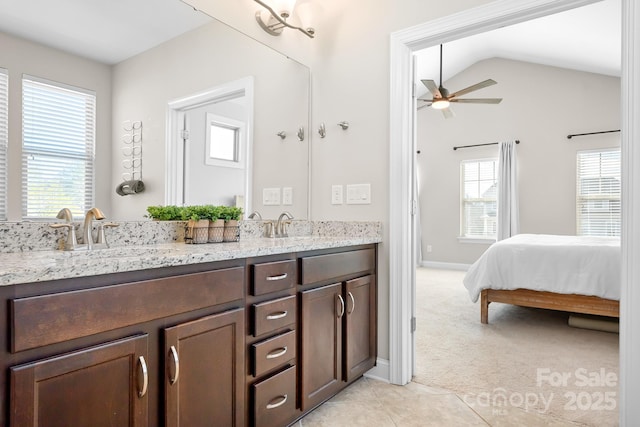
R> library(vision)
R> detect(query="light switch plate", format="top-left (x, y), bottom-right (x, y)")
top-left (263, 187), bottom-right (281, 205)
top-left (346, 183), bottom-right (371, 204)
top-left (331, 185), bottom-right (343, 205)
top-left (282, 187), bottom-right (293, 205)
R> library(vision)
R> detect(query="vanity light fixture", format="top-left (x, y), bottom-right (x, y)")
top-left (254, 0), bottom-right (315, 38)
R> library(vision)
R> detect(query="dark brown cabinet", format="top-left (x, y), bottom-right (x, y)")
top-left (299, 248), bottom-right (377, 414)
top-left (300, 283), bottom-right (343, 411)
top-left (10, 334), bottom-right (149, 427)
top-left (165, 308), bottom-right (245, 427)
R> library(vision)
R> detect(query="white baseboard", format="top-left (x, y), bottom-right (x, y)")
top-left (419, 261), bottom-right (471, 271)
top-left (363, 358), bottom-right (390, 383)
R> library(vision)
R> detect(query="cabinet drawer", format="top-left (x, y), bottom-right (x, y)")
top-left (251, 260), bottom-right (296, 296)
top-left (251, 330), bottom-right (296, 377)
top-left (11, 267), bottom-right (244, 353)
top-left (252, 295), bottom-right (296, 337)
top-left (252, 366), bottom-right (297, 427)
top-left (300, 248), bottom-right (375, 285)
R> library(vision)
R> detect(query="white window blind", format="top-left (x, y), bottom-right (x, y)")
top-left (461, 159), bottom-right (498, 239)
top-left (577, 149), bottom-right (621, 237)
top-left (0, 69), bottom-right (8, 221)
top-left (22, 76), bottom-right (95, 219)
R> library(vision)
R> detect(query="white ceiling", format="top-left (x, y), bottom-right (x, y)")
top-left (0, 0), bottom-right (211, 64)
top-left (0, 0), bottom-right (621, 73)
top-left (415, 0), bottom-right (621, 96)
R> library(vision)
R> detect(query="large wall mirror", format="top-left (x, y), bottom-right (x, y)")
top-left (0, 0), bottom-right (310, 221)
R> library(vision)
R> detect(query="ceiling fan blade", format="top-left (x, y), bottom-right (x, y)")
top-left (450, 98), bottom-right (502, 104)
top-left (442, 107), bottom-right (455, 119)
top-left (421, 79), bottom-right (442, 98)
top-left (449, 79), bottom-right (497, 98)
top-left (417, 103), bottom-right (431, 111)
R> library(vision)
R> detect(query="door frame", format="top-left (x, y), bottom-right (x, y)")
top-left (165, 76), bottom-right (254, 211)
top-left (389, 0), bottom-right (640, 422)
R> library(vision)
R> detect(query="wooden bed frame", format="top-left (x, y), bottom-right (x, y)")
top-left (480, 289), bottom-right (620, 324)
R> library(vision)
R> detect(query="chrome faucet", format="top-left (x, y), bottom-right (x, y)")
top-left (275, 211), bottom-right (293, 237)
top-left (81, 207), bottom-right (105, 249)
top-left (248, 211), bottom-right (262, 220)
top-left (49, 208), bottom-right (78, 251)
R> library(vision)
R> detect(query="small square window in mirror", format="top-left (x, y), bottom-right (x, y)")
top-left (209, 124), bottom-right (238, 162)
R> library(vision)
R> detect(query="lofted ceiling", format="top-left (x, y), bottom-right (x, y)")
top-left (414, 0), bottom-right (621, 97)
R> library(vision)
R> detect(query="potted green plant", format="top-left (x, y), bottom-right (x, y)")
top-left (221, 206), bottom-right (243, 242)
top-left (182, 205), bottom-right (210, 244)
top-left (206, 205), bottom-right (225, 243)
top-left (145, 205), bottom-right (184, 221)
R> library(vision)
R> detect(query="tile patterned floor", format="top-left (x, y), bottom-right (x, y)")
top-left (293, 377), bottom-right (588, 427)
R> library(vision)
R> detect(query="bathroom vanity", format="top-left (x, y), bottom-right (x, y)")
top-left (0, 235), bottom-right (379, 426)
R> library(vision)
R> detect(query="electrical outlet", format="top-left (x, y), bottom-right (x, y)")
top-left (282, 187), bottom-right (293, 205)
top-left (331, 185), bottom-right (343, 205)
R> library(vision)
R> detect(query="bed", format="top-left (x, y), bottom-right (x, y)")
top-left (463, 234), bottom-right (621, 324)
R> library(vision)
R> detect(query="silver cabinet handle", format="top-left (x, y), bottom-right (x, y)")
top-left (337, 294), bottom-right (345, 318)
top-left (266, 273), bottom-right (288, 281)
top-left (348, 291), bottom-right (355, 315)
top-left (168, 345), bottom-right (180, 385)
top-left (266, 394), bottom-right (288, 410)
top-left (137, 356), bottom-right (148, 398)
top-left (266, 311), bottom-right (288, 320)
top-left (266, 346), bottom-right (288, 359)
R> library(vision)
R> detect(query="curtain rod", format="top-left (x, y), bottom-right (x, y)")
top-left (567, 129), bottom-right (620, 139)
top-left (453, 140), bottom-right (520, 151)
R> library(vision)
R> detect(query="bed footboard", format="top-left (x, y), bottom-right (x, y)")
top-left (480, 289), bottom-right (619, 324)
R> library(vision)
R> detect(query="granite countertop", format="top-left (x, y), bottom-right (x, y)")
top-left (0, 236), bottom-right (382, 287)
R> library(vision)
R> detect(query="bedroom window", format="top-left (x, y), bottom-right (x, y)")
top-left (576, 149), bottom-right (621, 237)
top-left (0, 68), bottom-right (7, 221)
top-left (461, 159), bottom-right (498, 239)
top-left (22, 75), bottom-right (95, 219)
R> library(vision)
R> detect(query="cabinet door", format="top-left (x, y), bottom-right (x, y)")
top-left (344, 275), bottom-right (377, 382)
top-left (10, 334), bottom-right (149, 427)
top-left (165, 308), bottom-right (245, 427)
top-left (300, 283), bottom-right (343, 411)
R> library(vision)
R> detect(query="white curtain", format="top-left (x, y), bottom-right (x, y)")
top-left (497, 141), bottom-right (519, 240)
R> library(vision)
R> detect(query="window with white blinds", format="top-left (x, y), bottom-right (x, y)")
top-left (0, 69), bottom-right (8, 221)
top-left (461, 159), bottom-right (498, 239)
top-left (577, 149), bottom-right (621, 237)
top-left (22, 76), bottom-right (95, 219)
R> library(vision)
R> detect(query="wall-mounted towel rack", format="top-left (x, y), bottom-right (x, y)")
top-left (567, 129), bottom-right (620, 139)
top-left (453, 140), bottom-right (520, 151)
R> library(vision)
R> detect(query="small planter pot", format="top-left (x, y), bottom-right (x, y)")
top-left (223, 220), bottom-right (240, 242)
top-left (208, 219), bottom-right (225, 243)
top-left (186, 219), bottom-right (210, 244)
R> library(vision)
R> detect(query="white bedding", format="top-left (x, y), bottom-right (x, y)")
top-left (463, 234), bottom-right (621, 303)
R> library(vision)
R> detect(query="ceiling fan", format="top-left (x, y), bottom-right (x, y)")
top-left (418, 44), bottom-right (502, 118)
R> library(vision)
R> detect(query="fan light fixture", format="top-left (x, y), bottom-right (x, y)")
top-left (254, 0), bottom-right (315, 38)
top-left (431, 99), bottom-right (450, 110)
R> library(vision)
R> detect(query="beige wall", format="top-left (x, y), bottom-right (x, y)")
top-left (110, 20), bottom-right (309, 220)
top-left (0, 31), bottom-right (112, 220)
top-left (418, 58), bottom-right (620, 265)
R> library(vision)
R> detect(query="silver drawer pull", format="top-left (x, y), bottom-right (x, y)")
top-left (266, 346), bottom-right (288, 359)
top-left (266, 394), bottom-right (288, 410)
top-left (266, 311), bottom-right (288, 320)
top-left (137, 356), bottom-right (148, 398)
top-left (266, 273), bottom-right (288, 281)
top-left (168, 345), bottom-right (180, 385)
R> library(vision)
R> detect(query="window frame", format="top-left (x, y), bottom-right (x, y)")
top-left (460, 157), bottom-right (499, 241)
top-left (21, 75), bottom-right (96, 220)
top-left (576, 148), bottom-right (621, 237)
top-left (0, 68), bottom-right (8, 221)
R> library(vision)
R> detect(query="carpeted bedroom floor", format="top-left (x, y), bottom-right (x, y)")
top-left (412, 268), bottom-right (619, 426)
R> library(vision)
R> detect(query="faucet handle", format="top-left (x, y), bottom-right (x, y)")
top-left (96, 222), bottom-right (119, 246)
top-left (50, 223), bottom-right (78, 251)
